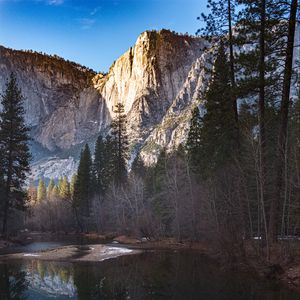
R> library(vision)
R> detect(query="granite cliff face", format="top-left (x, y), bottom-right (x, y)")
top-left (140, 49), bottom-right (212, 165)
top-left (0, 46), bottom-right (109, 152)
top-left (0, 30), bottom-right (208, 180)
top-left (94, 30), bottom-right (205, 149)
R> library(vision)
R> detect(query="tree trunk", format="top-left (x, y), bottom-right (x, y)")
top-left (228, 0), bottom-right (238, 126)
top-left (2, 196), bottom-right (9, 236)
top-left (258, 0), bottom-right (270, 259)
top-left (2, 139), bottom-right (13, 237)
top-left (259, 0), bottom-right (266, 186)
top-left (73, 206), bottom-right (83, 233)
top-left (269, 0), bottom-right (298, 243)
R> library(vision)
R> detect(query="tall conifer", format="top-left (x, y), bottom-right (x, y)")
top-left (59, 176), bottom-right (70, 200)
top-left (73, 144), bottom-right (92, 217)
top-left (93, 135), bottom-right (106, 195)
top-left (110, 103), bottom-right (129, 184)
top-left (47, 179), bottom-right (55, 199)
top-left (37, 178), bottom-right (47, 202)
top-left (197, 42), bottom-right (237, 176)
top-left (0, 73), bottom-right (31, 235)
top-left (198, 0), bottom-right (238, 126)
top-left (186, 106), bottom-right (202, 175)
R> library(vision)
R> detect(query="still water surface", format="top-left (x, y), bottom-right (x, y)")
top-left (0, 248), bottom-right (299, 299)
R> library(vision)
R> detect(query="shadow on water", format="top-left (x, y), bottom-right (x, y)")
top-left (0, 251), bottom-right (299, 300)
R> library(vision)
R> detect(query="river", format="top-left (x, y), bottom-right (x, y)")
top-left (0, 242), bottom-right (299, 299)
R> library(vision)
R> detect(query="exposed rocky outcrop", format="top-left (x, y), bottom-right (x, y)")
top-left (94, 30), bottom-right (205, 147)
top-left (140, 49), bottom-right (213, 164)
top-left (0, 30), bottom-right (208, 180)
top-left (0, 45), bottom-right (107, 154)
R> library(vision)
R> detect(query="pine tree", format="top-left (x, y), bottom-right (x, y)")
top-left (0, 155), bottom-right (4, 211)
top-left (37, 178), bottom-right (47, 202)
top-left (52, 185), bottom-right (60, 199)
top-left (131, 155), bottom-right (146, 178)
top-left (0, 73), bottom-right (31, 235)
top-left (59, 176), bottom-right (71, 200)
top-left (149, 149), bottom-right (173, 235)
top-left (28, 183), bottom-right (37, 203)
top-left (236, 0), bottom-right (296, 249)
top-left (47, 179), bottom-right (55, 199)
top-left (103, 134), bottom-right (116, 188)
top-left (93, 135), bottom-right (106, 195)
top-left (235, 0), bottom-right (291, 163)
top-left (144, 151), bottom-right (163, 198)
top-left (152, 150), bottom-right (167, 195)
top-left (285, 93), bottom-right (300, 236)
top-left (270, 0), bottom-right (299, 242)
top-left (57, 177), bottom-right (63, 196)
top-left (73, 144), bottom-right (93, 217)
top-left (70, 174), bottom-right (77, 199)
top-left (110, 103), bottom-right (129, 184)
top-left (197, 42), bottom-right (237, 176)
top-left (186, 106), bottom-right (202, 175)
top-left (198, 0), bottom-right (239, 126)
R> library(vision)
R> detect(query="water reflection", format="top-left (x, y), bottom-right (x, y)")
top-left (0, 264), bottom-right (29, 300)
top-left (27, 261), bottom-right (75, 298)
top-left (0, 252), bottom-right (299, 300)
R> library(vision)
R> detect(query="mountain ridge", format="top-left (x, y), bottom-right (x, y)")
top-left (0, 29), bottom-right (213, 180)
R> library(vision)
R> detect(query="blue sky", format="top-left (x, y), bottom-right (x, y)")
top-left (0, 0), bottom-right (207, 72)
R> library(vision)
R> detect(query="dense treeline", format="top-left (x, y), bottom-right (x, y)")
top-left (192, 0), bottom-right (299, 260)
top-left (26, 103), bottom-right (131, 233)
top-left (0, 0), bottom-right (299, 264)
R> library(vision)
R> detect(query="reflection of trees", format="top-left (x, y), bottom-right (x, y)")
top-left (73, 252), bottom-right (280, 300)
top-left (0, 264), bottom-right (29, 300)
top-left (29, 260), bottom-right (72, 283)
top-left (1, 253), bottom-right (296, 300)
top-left (25, 261), bottom-right (75, 297)
top-left (72, 255), bottom-right (174, 300)
top-left (73, 264), bottom-right (127, 299)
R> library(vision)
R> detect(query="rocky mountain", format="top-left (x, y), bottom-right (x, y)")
top-left (0, 29), bottom-right (208, 181)
top-left (0, 26), bottom-right (299, 181)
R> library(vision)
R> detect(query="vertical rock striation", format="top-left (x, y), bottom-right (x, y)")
top-left (0, 30), bottom-right (207, 179)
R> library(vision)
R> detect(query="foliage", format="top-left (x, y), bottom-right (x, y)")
top-left (186, 106), bottom-right (202, 175)
top-left (37, 178), bottom-right (47, 202)
top-left (110, 103), bottom-right (129, 184)
top-left (47, 179), bottom-right (55, 199)
top-left (93, 135), bottom-right (106, 195)
top-left (59, 176), bottom-right (71, 200)
top-left (0, 73), bottom-right (31, 235)
top-left (187, 42), bottom-right (237, 178)
top-left (73, 144), bottom-right (93, 217)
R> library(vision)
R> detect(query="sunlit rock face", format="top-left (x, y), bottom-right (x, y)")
top-left (95, 30), bottom-right (205, 144)
top-left (140, 50), bottom-right (212, 165)
top-left (0, 30), bottom-right (208, 180)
